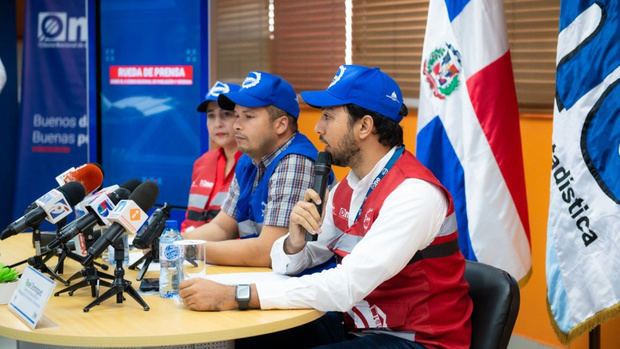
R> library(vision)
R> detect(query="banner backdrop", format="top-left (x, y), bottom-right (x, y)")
top-left (416, 0), bottom-right (531, 282)
top-left (99, 0), bottom-right (207, 209)
top-left (546, 0), bottom-right (620, 343)
top-left (13, 0), bottom-right (90, 221)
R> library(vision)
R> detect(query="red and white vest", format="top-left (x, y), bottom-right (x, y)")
top-left (330, 150), bottom-right (472, 349)
top-left (181, 148), bottom-right (241, 232)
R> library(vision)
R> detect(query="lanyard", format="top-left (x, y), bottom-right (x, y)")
top-left (353, 146), bottom-right (405, 222)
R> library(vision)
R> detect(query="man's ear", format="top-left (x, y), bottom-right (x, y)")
top-left (273, 114), bottom-right (289, 136)
top-left (357, 114), bottom-right (374, 140)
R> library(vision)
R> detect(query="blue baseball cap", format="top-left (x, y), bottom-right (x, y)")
top-left (197, 81), bottom-right (241, 112)
top-left (218, 71), bottom-right (300, 118)
top-left (300, 65), bottom-right (405, 123)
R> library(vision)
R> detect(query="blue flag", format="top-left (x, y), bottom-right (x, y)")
top-left (546, 0), bottom-right (620, 343)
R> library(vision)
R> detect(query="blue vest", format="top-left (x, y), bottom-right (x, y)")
top-left (234, 133), bottom-right (318, 238)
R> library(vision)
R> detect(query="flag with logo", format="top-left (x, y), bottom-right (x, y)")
top-left (546, 0), bottom-right (620, 343)
top-left (416, 0), bottom-right (531, 282)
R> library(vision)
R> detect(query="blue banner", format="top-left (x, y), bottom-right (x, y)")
top-left (13, 0), bottom-right (90, 222)
top-left (99, 0), bottom-right (207, 209)
top-left (0, 0), bottom-right (19, 228)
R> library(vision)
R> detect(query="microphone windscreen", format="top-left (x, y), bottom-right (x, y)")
top-left (65, 163), bottom-right (104, 194)
top-left (57, 182), bottom-right (86, 206)
top-left (120, 179), bottom-right (142, 193)
top-left (91, 162), bottom-right (104, 176)
top-left (108, 187), bottom-right (131, 204)
top-left (129, 181), bottom-right (159, 212)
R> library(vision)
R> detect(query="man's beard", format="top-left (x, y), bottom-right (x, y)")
top-left (329, 131), bottom-right (360, 168)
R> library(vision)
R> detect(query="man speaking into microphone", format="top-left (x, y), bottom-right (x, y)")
top-left (179, 66), bottom-right (472, 349)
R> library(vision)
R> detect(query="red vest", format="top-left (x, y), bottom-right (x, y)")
top-left (181, 148), bottom-right (240, 232)
top-left (330, 150), bottom-right (472, 349)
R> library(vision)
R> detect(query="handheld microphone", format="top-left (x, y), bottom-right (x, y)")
top-left (47, 184), bottom-right (134, 250)
top-left (1, 182), bottom-right (86, 240)
top-left (83, 181), bottom-right (159, 265)
top-left (305, 152), bottom-right (332, 241)
top-left (55, 163), bottom-right (104, 195)
top-left (133, 202), bottom-right (171, 249)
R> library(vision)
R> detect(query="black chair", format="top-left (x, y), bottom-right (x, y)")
top-left (464, 260), bottom-right (520, 349)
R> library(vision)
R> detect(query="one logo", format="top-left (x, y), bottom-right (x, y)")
top-left (207, 81), bottom-right (230, 98)
top-left (49, 203), bottom-right (70, 215)
top-left (37, 12), bottom-right (87, 48)
top-left (261, 201), bottom-right (267, 216)
top-left (96, 201), bottom-right (109, 216)
top-left (114, 201), bottom-right (127, 212)
top-left (369, 304), bottom-right (388, 327)
top-left (362, 208), bottom-right (374, 231)
top-left (129, 208), bottom-right (141, 221)
top-left (328, 65), bottom-right (347, 88)
top-left (336, 207), bottom-right (349, 220)
top-left (385, 91), bottom-right (400, 103)
top-left (423, 42), bottom-right (462, 99)
top-left (163, 244), bottom-right (180, 260)
top-left (48, 199), bottom-right (71, 219)
top-left (199, 179), bottom-right (214, 188)
top-left (38, 192), bottom-right (54, 204)
top-left (242, 72), bottom-right (261, 89)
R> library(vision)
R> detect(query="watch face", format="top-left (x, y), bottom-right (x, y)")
top-left (236, 285), bottom-right (250, 299)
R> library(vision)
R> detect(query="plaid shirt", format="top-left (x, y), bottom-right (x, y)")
top-left (222, 135), bottom-right (314, 228)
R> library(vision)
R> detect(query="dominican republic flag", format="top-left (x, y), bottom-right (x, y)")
top-left (546, 0), bottom-right (620, 344)
top-left (416, 0), bottom-right (531, 282)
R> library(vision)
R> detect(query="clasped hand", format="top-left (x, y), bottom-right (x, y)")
top-left (286, 188), bottom-right (325, 253)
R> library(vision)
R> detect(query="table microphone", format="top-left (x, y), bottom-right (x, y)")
top-left (1, 182), bottom-right (86, 240)
top-left (82, 181), bottom-right (159, 266)
top-left (305, 151), bottom-right (332, 241)
top-left (56, 163), bottom-right (104, 195)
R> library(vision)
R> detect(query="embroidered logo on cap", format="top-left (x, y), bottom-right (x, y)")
top-left (328, 65), bottom-right (347, 88)
top-left (386, 91), bottom-right (399, 103)
top-left (208, 81), bottom-right (230, 98)
top-left (242, 72), bottom-right (261, 89)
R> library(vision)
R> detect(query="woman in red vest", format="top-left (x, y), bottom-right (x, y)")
top-left (181, 81), bottom-right (242, 232)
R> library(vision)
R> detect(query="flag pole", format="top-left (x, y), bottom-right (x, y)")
top-left (589, 325), bottom-right (600, 349)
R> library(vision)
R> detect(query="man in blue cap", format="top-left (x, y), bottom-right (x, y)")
top-left (183, 71), bottom-right (319, 267)
top-left (181, 81), bottom-right (242, 232)
top-left (180, 65), bottom-right (472, 349)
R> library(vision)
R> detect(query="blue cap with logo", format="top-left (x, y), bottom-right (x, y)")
top-left (218, 71), bottom-right (300, 118)
top-left (300, 65), bottom-right (405, 123)
top-left (197, 81), bottom-right (241, 112)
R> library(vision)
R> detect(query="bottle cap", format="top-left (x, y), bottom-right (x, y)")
top-left (165, 220), bottom-right (178, 230)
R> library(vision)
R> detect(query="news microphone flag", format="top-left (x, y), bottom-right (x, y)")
top-left (545, 0), bottom-right (620, 344)
top-left (416, 0), bottom-right (531, 282)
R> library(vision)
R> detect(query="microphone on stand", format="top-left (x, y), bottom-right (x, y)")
top-left (56, 163), bottom-right (104, 195)
top-left (83, 181), bottom-right (159, 266)
top-left (1, 182), bottom-right (86, 240)
top-left (47, 186), bottom-right (131, 250)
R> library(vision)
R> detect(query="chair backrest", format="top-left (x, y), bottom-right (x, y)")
top-left (464, 260), bottom-right (520, 349)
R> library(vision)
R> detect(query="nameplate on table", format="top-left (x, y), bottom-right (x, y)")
top-left (8, 266), bottom-right (57, 329)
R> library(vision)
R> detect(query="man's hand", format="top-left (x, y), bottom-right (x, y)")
top-left (178, 278), bottom-right (236, 311)
top-left (286, 188), bottom-right (323, 254)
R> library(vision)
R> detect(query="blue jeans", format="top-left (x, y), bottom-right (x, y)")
top-left (236, 312), bottom-right (426, 349)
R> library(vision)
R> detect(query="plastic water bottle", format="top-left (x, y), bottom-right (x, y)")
top-left (159, 220), bottom-right (183, 298)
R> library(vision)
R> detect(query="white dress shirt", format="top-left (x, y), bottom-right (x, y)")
top-left (256, 147), bottom-right (448, 311)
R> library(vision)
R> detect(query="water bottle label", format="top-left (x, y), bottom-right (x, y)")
top-left (163, 244), bottom-right (180, 260)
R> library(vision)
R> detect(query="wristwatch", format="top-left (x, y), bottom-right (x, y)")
top-left (235, 284), bottom-right (251, 310)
